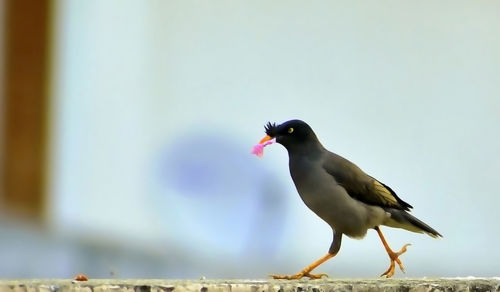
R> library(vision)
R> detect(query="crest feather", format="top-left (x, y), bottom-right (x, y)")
top-left (264, 122), bottom-right (277, 137)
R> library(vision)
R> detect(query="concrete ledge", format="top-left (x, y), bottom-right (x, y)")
top-left (0, 279), bottom-right (499, 292)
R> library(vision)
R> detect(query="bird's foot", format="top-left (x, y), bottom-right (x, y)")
top-left (380, 243), bottom-right (411, 278)
top-left (270, 271), bottom-right (329, 280)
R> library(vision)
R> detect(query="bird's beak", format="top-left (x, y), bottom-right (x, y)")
top-left (251, 135), bottom-right (276, 157)
top-left (259, 135), bottom-right (273, 144)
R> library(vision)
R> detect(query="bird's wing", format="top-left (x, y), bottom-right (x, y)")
top-left (322, 152), bottom-right (412, 211)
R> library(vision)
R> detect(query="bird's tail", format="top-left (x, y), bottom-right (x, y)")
top-left (384, 209), bottom-right (442, 238)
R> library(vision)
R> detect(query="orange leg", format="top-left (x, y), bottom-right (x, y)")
top-left (375, 226), bottom-right (411, 278)
top-left (270, 252), bottom-right (335, 280)
top-left (271, 232), bottom-right (342, 280)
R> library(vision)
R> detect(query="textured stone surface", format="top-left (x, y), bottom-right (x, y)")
top-left (0, 279), bottom-right (499, 292)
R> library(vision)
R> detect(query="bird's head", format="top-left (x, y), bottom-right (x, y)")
top-left (252, 119), bottom-right (320, 157)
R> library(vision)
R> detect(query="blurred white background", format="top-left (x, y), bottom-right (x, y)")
top-left (1, 0), bottom-right (499, 278)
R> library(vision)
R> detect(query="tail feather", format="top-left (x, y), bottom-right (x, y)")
top-left (384, 209), bottom-right (442, 238)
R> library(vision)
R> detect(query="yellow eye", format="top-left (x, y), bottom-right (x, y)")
top-left (288, 127), bottom-right (294, 134)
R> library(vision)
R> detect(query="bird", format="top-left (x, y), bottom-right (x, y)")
top-left (253, 119), bottom-right (441, 279)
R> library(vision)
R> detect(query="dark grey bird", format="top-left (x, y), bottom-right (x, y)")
top-left (253, 119), bottom-right (441, 279)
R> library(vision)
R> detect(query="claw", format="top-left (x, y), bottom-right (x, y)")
top-left (270, 272), bottom-right (328, 280)
top-left (269, 273), bottom-right (300, 280)
top-left (395, 258), bottom-right (405, 273)
top-left (270, 253), bottom-right (334, 280)
top-left (380, 243), bottom-right (411, 278)
top-left (380, 261), bottom-right (396, 278)
top-left (305, 272), bottom-right (329, 279)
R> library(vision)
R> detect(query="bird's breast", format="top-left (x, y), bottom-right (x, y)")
top-left (289, 157), bottom-right (341, 211)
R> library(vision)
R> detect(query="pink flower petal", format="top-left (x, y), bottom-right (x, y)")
top-left (251, 138), bottom-right (276, 157)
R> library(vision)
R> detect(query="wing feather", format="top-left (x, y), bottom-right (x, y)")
top-left (323, 152), bottom-right (412, 211)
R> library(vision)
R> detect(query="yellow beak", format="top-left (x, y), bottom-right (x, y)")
top-left (259, 135), bottom-right (273, 144)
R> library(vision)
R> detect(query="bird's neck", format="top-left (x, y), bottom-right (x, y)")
top-left (286, 139), bottom-right (324, 160)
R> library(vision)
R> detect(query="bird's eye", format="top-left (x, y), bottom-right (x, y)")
top-left (288, 127), bottom-right (294, 134)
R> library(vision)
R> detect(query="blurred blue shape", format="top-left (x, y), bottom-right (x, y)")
top-left (156, 130), bottom-right (288, 257)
